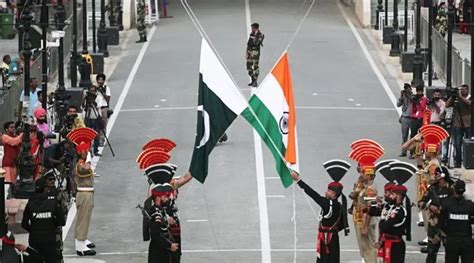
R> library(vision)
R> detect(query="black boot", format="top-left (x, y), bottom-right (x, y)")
top-left (248, 77), bottom-right (256, 86)
top-left (136, 36), bottom-right (146, 43)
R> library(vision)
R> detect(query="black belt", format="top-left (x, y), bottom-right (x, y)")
top-left (100, 106), bottom-right (109, 109)
top-left (401, 116), bottom-right (411, 118)
top-left (431, 121), bottom-right (441, 125)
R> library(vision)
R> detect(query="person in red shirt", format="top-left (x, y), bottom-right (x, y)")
top-left (409, 86), bottom-right (429, 159)
top-left (1, 121), bottom-right (22, 184)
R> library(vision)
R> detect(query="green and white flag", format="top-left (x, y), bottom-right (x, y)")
top-left (189, 38), bottom-right (247, 183)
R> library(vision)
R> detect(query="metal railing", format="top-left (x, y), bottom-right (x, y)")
top-left (420, 8), bottom-right (470, 87)
top-left (378, 11), bottom-right (415, 42)
top-left (0, 5), bottom-right (83, 126)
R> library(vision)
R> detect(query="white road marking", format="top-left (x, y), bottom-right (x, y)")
top-left (245, 1), bottom-right (271, 262)
top-left (348, 98), bottom-right (354, 101)
top-left (186, 219), bottom-right (209, 222)
top-left (264, 176), bottom-right (281, 180)
top-left (62, 248), bottom-right (438, 257)
top-left (312, 92), bottom-right (318, 96)
top-left (62, 26), bottom-right (158, 241)
top-left (120, 106), bottom-right (396, 112)
top-left (266, 195), bottom-right (286, 198)
top-left (297, 106), bottom-right (395, 111)
top-left (336, 1), bottom-right (401, 116)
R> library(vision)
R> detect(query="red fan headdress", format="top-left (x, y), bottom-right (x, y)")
top-left (66, 127), bottom-right (98, 154)
top-left (137, 148), bottom-right (171, 170)
top-left (142, 138), bottom-right (176, 152)
top-left (349, 139), bottom-right (384, 175)
top-left (422, 109), bottom-right (432, 126)
top-left (419, 124), bottom-right (449, 154)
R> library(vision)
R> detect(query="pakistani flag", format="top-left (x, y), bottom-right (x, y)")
top-left (189, 38), bottom-right (247, 183)
top-left (242, 52), bottom-right (299, 188)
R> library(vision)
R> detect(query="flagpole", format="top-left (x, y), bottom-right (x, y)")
top-left (181, 0), bottom-right (313, 177)
top-left (181, 0), bottom-right (293, 169)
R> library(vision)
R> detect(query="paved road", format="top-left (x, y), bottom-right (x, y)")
top-left (62, 0), bottom-right (440, 262)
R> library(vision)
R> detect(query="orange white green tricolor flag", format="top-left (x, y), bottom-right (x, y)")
top-left (242, 52), bottom-right (299, 188)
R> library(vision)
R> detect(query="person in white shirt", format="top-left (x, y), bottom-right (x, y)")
top-left (429, 88), bottom-right (446, 125)
top-left (95, 74), bottom-right (111, 147)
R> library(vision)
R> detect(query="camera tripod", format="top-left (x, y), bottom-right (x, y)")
top-left (84, 101), bottom-right (116, 157)
top-left (444, 97), bottom-right (465, 168)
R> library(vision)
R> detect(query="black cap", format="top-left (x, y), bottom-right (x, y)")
top-left (251, 23), bottom-right (259, 28)
top-left (454, 180), bottom-right (466, 193)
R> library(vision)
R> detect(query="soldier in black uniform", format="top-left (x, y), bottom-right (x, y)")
top-left (290, 169), bottom-right (349, 263)
top-left (418, 166), bottom-right (453, 263)
top-left (21, 177), bottom-right (66, 263)
top-left (439, 180), bottom-right (474, 263)
top-left (146, 183), bottom-right (179, 263)
top-left (378, 184), bottom-right (410, 263)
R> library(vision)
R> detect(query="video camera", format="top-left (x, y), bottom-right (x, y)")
top-left (84, 90), bottom-right (97, 106)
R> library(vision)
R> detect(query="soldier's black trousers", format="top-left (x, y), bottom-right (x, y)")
top-left (445, 237), bottom-right (473, 263)
top-left (426, 240), bottom-right (442, 263)
top-left (30, 238), bottom-right (57, 263)
top-left (390, 240), bottom-right (406, 263)
top-left (171, 235), bottom-right (181, 263)
top-left (148, 241), bottom-right (171, 263)
top-left (316, 234), bottom-right (339, 263)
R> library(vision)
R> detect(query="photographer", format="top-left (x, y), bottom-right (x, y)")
top-left (429, 88), bottom-right (446, 126)
top-left (410, 85), bottom-right (428, 158)
top-left (95, 74), bottom-right (112, 147)
top-left (60, 106), bottom-right (85, 139)
top-left (446, 84), bottom-right (471, 168)
top-left (42, 140), bottom-right (73, 171)
top-left (82, 86), bottom-right (102, 156)
top-left (397, 83), bottom-right (413, 157)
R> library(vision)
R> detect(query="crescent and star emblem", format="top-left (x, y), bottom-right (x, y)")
top-left (196, 105), bottom-right (210, 149)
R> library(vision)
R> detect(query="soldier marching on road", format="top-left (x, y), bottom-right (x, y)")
top-left (246, 22), bottom-right (264, 87)
top-left (136, 0), bottom-right (147, 43)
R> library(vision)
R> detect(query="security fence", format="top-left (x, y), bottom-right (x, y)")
top-left (0, 5), bottom-right (83, 126)
top-left (420, 9), bottom-right (469, 88)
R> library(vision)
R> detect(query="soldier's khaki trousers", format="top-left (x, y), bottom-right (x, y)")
top-left (355, 221), bottom-right (378, 263)
top-left (75, 192), bottom-right (94, 241)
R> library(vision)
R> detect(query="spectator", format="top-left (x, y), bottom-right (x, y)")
top-left (436, 2), bottom-right (447, 37)
top-left (34, 90), bottom-right (43, 110)
top-left (410, 85), bottom-right (428, 158)
top-left (446, 84), bottom-right (471, 168)
top-left (429, 88), bottom-right (446, 126)
top-left (34, 107), bottom-right (50, 148)
top-left (397, 83), bottom-right (413, 157)
top-left (1, 55), bottom-right (11, 86)
top-left (83, 86), bottom-right (102, 156)
top-left (60, 105), bottom-right (85, 139)
top-left (19, 78), bottom-right (40, 117)
top-left (42, 140), bottom-right (73, 170)
top-left (95, 74), bottom-right (111, 147)
top-left (0, 121), bottom-right (22, 186)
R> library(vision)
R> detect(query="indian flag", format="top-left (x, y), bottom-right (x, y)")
top-left (189, 38), bottom-right (248, 183)
top-left (242, 52), bottom-right (299, 188)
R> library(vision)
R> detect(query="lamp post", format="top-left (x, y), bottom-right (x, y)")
top-left (470, 4), bottom-right (474, 137)
top-left (428, 2), bottom-right (433, 86)
top-left (376, 0), bottom-right (384, 30)
top-left (108, 0), bottom-right (117, 26)
top-left (16, 0), bottom-right (36, 198)
top-left (403, 0), bottom-right (408, 51)
top-left (78, 0), bottom-right (92, 88)
top-left (55, 0), bottom-right (66, 91)
top-left (98, 0), bottom-right (109, 56)
top-left (70, 0), bottom-right (78, 87)
top-left (446, 0), bottom-right (454, 90)
top-left (412, 0), bottom-right (424, 87)
top-left (40, 0), bottom-right (49, 110)
top-left (92, 0), bottom-right (97, 52)
top-left (385, 0), bottom-right (388, 26)
top-left (390, 0), bottom-right (401, 56)
top-left (117, 0), bottom-right (123, 30)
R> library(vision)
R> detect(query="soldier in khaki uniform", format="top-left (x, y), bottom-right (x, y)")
top-left (349, 139), bottom-right (384, 263)
top-left (67, 127), bottom-right (99, 256)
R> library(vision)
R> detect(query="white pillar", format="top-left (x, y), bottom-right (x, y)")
top-left (123, 0), bottom-right (136, 30)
